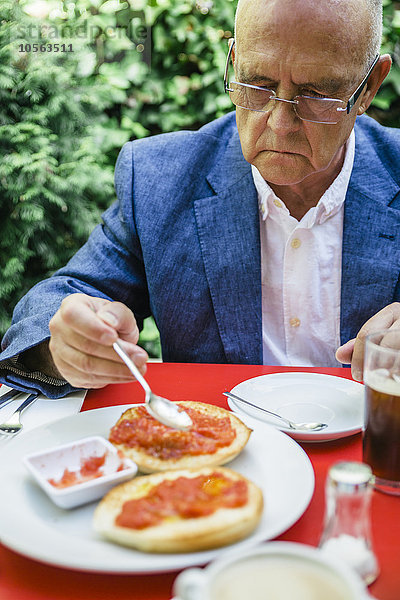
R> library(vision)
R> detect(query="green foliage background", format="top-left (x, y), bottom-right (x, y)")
top-left (0, 0), bottom-right (399, 357)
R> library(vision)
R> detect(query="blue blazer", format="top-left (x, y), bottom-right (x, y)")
top-left (1, 112), bottom-right (400, 397)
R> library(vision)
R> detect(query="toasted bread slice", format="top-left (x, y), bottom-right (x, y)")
top-left (93, 466), bottom-right (263, 553)
top-left (108, 401), bottom-right (252, 473)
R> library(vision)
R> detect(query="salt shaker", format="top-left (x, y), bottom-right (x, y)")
top-left (319, 461), bottom-right (379, 585)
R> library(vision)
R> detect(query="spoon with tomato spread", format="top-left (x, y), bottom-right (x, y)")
top-left (113, 341), bottom-right (192, 430)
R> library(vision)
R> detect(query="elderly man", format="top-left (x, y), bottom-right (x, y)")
top-left (0, 0), bottom-right (398, 397)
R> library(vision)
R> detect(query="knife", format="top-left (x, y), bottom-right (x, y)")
top-left (0, 388), bottom-right (25, 410)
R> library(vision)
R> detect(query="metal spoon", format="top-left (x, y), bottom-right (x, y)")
top-left (113, 341), bottom-right (192, 430)
top-left (0, 393), bottom-right (39, 436)
top-left (223, 391), bottom-right (328, 432)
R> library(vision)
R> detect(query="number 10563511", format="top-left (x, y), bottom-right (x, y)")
top-left (18, 43), bottom-right (73, 52)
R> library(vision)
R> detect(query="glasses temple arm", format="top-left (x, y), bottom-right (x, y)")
top-left (224, 38), bottom-right (235, 93)
top-left (346, 54), bottom-right (380, 114)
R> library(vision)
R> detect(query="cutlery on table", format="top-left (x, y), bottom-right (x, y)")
top-left (0, 393), bottom-right (39, 436)
top-left (113, 341), bottom-right (192, 430)
top-left (0, 388), bottom-right (25, 410)
top-left (223, 391), bottom-right (328, 432)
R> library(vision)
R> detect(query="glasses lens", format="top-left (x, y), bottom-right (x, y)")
top-left (229, 82), bottom-right (275, 111)
top-left (295, 96), bottom-right (346, 124)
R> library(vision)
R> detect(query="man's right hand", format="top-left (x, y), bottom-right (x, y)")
top-left (48, 293), bottom-right (148, 389)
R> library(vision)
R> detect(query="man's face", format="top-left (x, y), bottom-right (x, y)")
top-left (234, 0), bottom-right (369, 187)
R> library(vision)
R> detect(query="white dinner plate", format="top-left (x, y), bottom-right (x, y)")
top-left (0, 405), bottom-right (314, 574)
top-left (0, 386), bottom-right (86, 439)
top-left (227, 372), bottom-right (364, 442)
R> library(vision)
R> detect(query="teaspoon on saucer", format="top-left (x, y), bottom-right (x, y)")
top-left (223, 391), bottom-right (328, 432)
top-left (113, 341), bottom-right (192, 430)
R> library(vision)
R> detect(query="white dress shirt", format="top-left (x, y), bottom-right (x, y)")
top-left (252, 129), bottom-right (355, 367)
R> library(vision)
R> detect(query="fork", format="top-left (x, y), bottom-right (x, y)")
top-left (0, 393), bottom-right (39, 436)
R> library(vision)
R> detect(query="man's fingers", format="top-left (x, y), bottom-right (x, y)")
top-left (51, 294), bottom-right (118, 346)
top-left (346, 303), bottom-right (400, 382)
top-left (350, 339), bottom-right (366, 382)
top-left (48, 293), bottom-right (147, 389)
top-left (52, 327), bottom-right (146, 365)
top-left (53, 342), bottom-right (147, 388)
top-left (53, 295), bottom-right (139, 346)
top-left (381, 322), bottom-right (400, 350)
top-left (335, 338), bottom-right (356, 364)
top-left (56, 356), bottom-right (134, 389)
top-left (97, 301), bottom-right (139, 344)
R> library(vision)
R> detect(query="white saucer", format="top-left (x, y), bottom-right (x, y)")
top-left (227, 372), bottom-right (364, 442)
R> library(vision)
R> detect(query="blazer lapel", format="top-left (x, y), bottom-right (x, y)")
top-left (341, 122), bottom-right (400, 345)
top-left (192, 117), bottom-right (400, 360)
top-left (193, 133), bottom-right (262, 364)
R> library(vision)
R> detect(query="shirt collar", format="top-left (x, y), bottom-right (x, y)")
top-left (252, 128), bottom-right (356, 226)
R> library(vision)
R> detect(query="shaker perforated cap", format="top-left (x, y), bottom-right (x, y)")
top-left (329, 461), bottom-right (373, 490)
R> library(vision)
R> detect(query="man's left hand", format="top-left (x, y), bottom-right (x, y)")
top-left (335, 302), bottom-right (400, 381)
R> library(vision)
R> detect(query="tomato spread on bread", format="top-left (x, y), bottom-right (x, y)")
top-left (115, 471), bottom-right (248, 530)
top-left (109, 405), bottom-right (236, 459)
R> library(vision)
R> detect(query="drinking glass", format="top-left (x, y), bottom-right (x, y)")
top-left (363, 329), bottom-right (400, 495)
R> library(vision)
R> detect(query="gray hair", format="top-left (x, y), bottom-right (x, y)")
top-left (365, 0), bottom-right (383, 66)
top-left (234, 0), bottom-right (382, 69)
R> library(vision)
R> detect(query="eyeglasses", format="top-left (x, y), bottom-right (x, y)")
top-left (223, 39), bottom-right (379, 124)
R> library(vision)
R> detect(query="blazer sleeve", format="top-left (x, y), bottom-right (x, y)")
top-left (0, 142), bottom-right (151, 398)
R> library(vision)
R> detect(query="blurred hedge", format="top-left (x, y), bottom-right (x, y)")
top-left (0, 0), bottom-right (399, 356)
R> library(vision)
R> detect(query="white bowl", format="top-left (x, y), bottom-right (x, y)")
top-left (23, 435), bottom-right (137, 509)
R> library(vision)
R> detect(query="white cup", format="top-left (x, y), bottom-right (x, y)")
top-left (173, 542), bottom-right (373, 600)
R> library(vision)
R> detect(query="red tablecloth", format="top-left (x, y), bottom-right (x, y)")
top-left (1, 364), bottom-right (399, 600)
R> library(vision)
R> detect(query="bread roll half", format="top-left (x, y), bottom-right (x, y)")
top-left (93, 467), bottom-right (263, 553)
top-left (109, 401), bottom-right (252, 474)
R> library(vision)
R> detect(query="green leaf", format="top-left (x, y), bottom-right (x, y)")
top-left (99, 0), bottom-right (129, 14)
top-left (392, 10), bottom-right (400, 29)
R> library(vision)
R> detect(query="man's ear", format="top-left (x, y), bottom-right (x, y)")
top-left (358, 54), bottom-right (392, 115)
top-left (231, 40), bottom-right (236, 67)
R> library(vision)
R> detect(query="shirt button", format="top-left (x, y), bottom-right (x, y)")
top-left (291, 238), bottom-right (301, 249)
top-left (289, 317), bottom-right (301, 328)
top-left (273, 199), bottom-right (283, 208)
